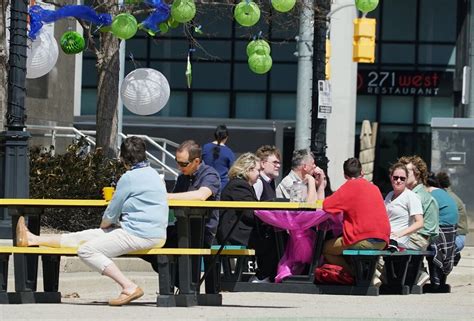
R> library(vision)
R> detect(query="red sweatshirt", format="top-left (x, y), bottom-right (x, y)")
top-left (323, 178), bottom-right (390, 246)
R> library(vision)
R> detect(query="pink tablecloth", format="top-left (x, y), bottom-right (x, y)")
top-left (254, 210), bottom-right (342, 283)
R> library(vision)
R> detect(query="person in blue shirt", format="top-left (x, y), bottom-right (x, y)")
top-left (16, 136), bottom-right (169, 306)
top-left (426, 172), bottom-right (458, 288)
top-left (202, 124), bottom-right (235, 191)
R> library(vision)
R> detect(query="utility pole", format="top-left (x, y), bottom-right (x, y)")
top-left (294, 0), bottom-right (314, 150)
top-left (311, 0), bottom-right (330, 173)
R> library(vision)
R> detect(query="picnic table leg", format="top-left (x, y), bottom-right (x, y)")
top-left (175, 209), bottom-right (198, 307)
top-left (156, 255), bottom-right (176, 307)
top-left (41, 255), bottom-right (61, 292)
top-left (0, 254), bottom-right (9, 303)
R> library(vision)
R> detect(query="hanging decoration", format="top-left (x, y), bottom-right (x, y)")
top-left (185, 52), bottom-right (192, 88)
top-left (26, 30), bottom-right (59, 79)
top-left (271, 0), bottom-right (296, 13)
top-left (120, 68), bottom-right (171, 115)
top-left (246, 39), bottom-right (271, 56)
top-left (28, 5), bottom-right (112, 40)
top-left (355, 0), bottom-right (379, 13)
top-left (111, 13), bottom-right (138, 40)
top-left (171, 0), bottom-right (196, 24)
top-left (247, 37), bottom-right (272, 74)
top-left (60, 31), bottom-right (86, 54)
top-left (234, 1), bottom-right (261, 27)
top-left (248, 53), bottom-right (272, 74)
top-left (139, 0), bottom-right (171, 35)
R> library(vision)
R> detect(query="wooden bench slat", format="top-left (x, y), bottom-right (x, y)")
top-left (0, 246), bottom-right (210, 255)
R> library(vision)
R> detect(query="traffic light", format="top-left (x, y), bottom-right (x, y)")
top-left (353, 18), bottom-right (376, 63)
top-left (325, 38), bottom-right (331, 80)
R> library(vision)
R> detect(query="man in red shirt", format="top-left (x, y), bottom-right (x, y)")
top-left (322, 158), bottom-right (390, 274)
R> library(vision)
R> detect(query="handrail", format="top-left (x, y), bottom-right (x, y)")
top-left (27, 124), bottom-right (179, 178)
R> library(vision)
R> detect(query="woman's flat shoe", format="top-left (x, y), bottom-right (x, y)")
top-left (16, 216), bottom-right (29, 247)
top-left (108, 287), bottom-right (144, 306)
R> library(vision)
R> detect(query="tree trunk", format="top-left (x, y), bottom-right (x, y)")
top-left (94, 0), bottom-right (120, 158)
top-left (0, 0), bottom-right (9, 131)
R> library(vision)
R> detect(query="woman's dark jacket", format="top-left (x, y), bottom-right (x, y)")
top-left (217, 177), bottom-right (257, 245)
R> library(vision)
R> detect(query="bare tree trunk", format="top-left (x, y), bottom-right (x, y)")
top-left (0, 0), bottom-right (9, 131)
top-left (95, 0), bottom-right (119, 158)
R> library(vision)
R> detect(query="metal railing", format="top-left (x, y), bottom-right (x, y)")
top-left (27, 124), bottom-right (179, 178)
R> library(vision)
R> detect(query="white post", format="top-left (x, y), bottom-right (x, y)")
top-left (294, 0), bottom-right (314, 150)
top-left (117, 0), bottom-right (125, 147)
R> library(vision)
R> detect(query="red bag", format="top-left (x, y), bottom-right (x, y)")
top-left (314, 264), bottom-right (355, 285)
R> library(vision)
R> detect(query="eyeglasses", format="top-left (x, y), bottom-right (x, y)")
top-left (392, 175), bottom-right (407, 182)
top-left (265, 160), bottom-right (280, 166)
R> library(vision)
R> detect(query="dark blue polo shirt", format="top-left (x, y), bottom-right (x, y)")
top-left (173, 163), bottom-right (221, 245)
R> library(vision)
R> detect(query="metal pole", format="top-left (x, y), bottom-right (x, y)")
top-left (294, 0), bottom-right (314, 150)
top-left (0, 0), bottom-right (30, 238)
top-left (311, 0), bottom-right (330, 173)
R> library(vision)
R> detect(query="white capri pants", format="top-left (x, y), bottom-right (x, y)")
top-left (60, 228), bottom-right (165, 273)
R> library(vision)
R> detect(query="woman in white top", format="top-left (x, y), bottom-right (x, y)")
top-left (384, 162), bottom-right (424, 249)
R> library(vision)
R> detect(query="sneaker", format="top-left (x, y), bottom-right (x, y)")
top-left (249, 275), bottom-right (271, 283)
top-left (416, 271), bottom-right (430, 286)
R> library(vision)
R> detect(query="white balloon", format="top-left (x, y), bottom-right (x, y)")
top-left (120, 68), bottom-right (171, 116)
top-left (26, 30), bottom-right (59, 79)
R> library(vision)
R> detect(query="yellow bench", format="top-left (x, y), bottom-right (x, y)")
top-left (0, 246), bottom-right (210, 255)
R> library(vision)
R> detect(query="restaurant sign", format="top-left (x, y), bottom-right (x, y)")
top-left (357, 70), bottom-right (453, 97)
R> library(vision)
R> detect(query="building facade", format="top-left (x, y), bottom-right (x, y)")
top-left (76, 0), bottom-right (470, 195)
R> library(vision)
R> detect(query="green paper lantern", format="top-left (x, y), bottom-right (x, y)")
top-left (355, 0), bottom-right (379, 13)
top-left (60, 31), bottom-right (85, 55)
top-left (234, 1), bottom-right (261, 27)
top-left (271, 0), bottom-right (296, 13)
top-left (171, 0), bottom-right (196, 23)
top-left (111, 13), bottom-right (138, 40)
top-left (248, 53), bottom-right (272, 74)
top-left (246, 39), bottom-right (271, 57)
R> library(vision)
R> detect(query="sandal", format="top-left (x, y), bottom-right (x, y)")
top-left (108, 287), bottom-right (144, 306)
top-left (16, 216), bottom-right (29, 247)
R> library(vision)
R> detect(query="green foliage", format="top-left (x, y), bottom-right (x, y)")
top-left (29, 139), bottom-right (126, 232)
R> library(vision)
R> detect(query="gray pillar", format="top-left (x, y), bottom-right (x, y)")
top-left (294, 0), bottom-right (314, 150)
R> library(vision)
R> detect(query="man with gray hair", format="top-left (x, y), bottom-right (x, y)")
top-left (276, 149), bottom-right (325, 202)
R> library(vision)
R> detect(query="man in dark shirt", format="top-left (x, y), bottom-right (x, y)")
top-left (168, 140), bottom-right (221, 246)
top-left (167, 140), bottom-right (220, 293)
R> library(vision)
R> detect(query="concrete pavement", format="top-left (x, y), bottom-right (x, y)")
top-left (1, 247), bottom-right (473, 321)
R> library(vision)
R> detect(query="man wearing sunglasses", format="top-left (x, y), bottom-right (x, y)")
top-left (168, 140), bottom-right (221, 245)
top-left (166, 140), bottom-right (221, 293)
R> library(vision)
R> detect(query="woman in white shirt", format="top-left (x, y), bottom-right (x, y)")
top-left (384, 163), bottom-right (424, 249)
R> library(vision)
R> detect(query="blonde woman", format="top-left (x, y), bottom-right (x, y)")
top-left (217, 152), bottom-right (261, 246)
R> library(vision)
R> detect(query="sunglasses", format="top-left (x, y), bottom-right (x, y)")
top-left (176, 160), bottom-right (192, 167)
top-left (392, 175), bottom-right (407, 182)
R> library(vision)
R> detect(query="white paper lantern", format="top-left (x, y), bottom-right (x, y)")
top-left (26, 30), bottom-right (59, 79)
top-left (120, 68), bottom-right (171, 115)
